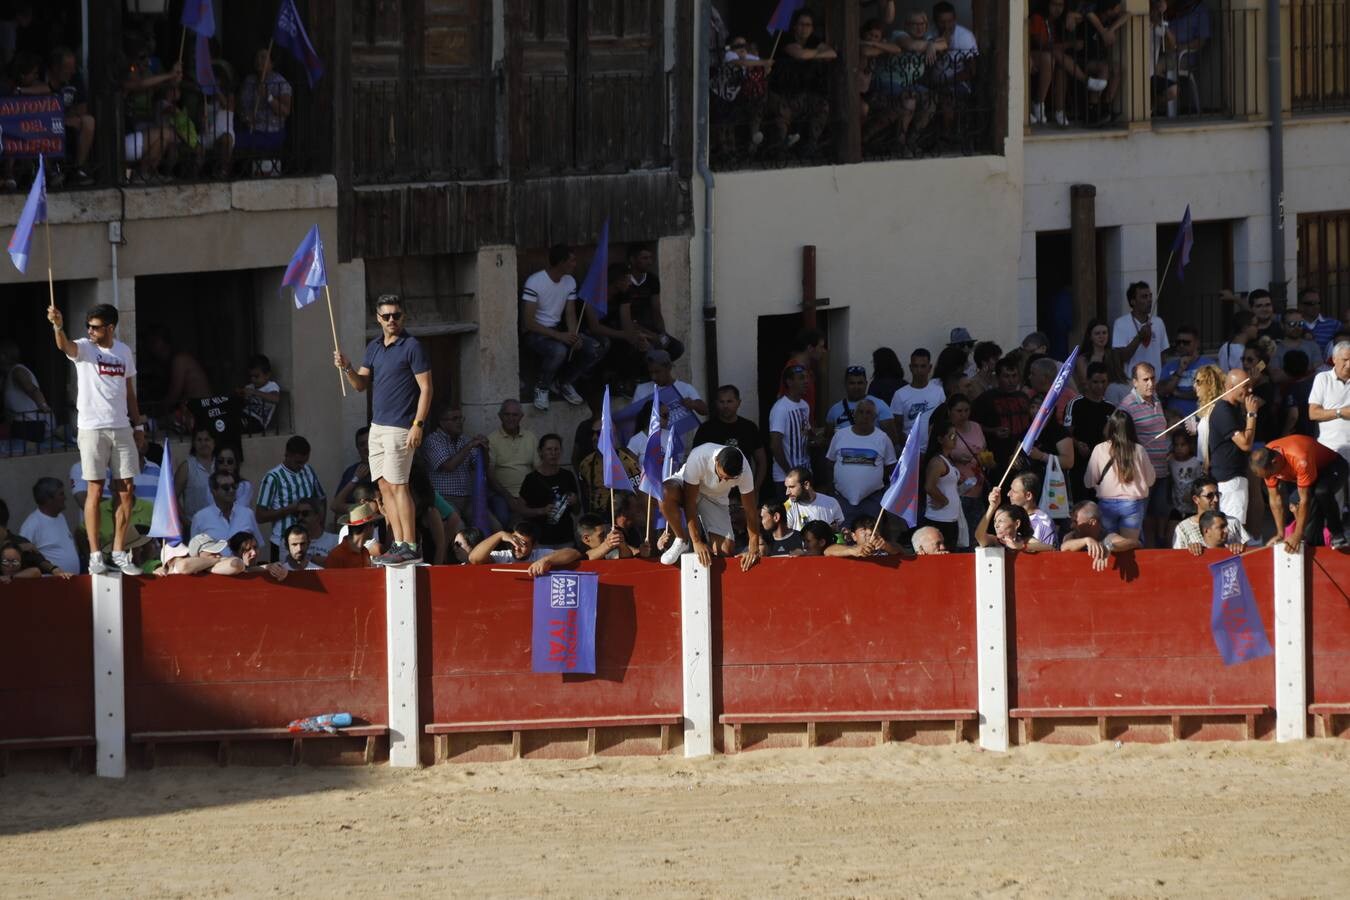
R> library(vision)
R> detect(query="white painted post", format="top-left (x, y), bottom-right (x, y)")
top-left (1273, 545), bottom-right (1307, 742)
top-left (91, 573), bottom-right (126, 778)
top-left (975, 547), bottom-right (1010, 752)
top-left (385, 564), bottom-right (421, 767)
top-left (680, 555), bottom-right (713, 758)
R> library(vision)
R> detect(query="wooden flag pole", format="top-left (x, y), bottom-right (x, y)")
top-left (1154, 243), bottom-right (1179, 308)
top-left (178, 27), bottom-right (187, 66)
top-left (610, 486), bottom-right (616, 532)
top-left (323, 284), bottom-right (347, 397)
top-left (250, 39), bottom-right (276, 125)
top-left (1156, 376), bottom-right (1252, 440)
top-left (769, 30), bottom-right (785, 59)
top-left (992, 446), bottom-right (1023, 495)
top-left (42, 218), bottom-right (55, 312)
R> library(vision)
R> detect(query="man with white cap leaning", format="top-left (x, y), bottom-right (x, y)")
top-left (157, 533), bottom-right (245, 576)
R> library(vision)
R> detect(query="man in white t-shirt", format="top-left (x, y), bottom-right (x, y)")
top-left (658, 443), bottom-right (762, 570)
top-left (826, 398), bottom-right (897, 523)
top-left (48, 301), bottom-right (145, 576)
top-left (783, 467), bottom-right (845, 531)
top-left (825, 365), bottom-right (898, 445)
top-left (1309, 342), bottom-right (1350, 468)
top-left (769, 365), bottom-right (813, 495)
top-left (890, 349), bottom-right (945, 442)
top-left (519, 244), bottom-right (607, 411)
top-left (1111, 281), bottom-right (1170, 377)
top-left (18, 477), bottom-right (80, 574)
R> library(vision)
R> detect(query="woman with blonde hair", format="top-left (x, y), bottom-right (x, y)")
top-left (1189, 363), bottom-right (1226, 471)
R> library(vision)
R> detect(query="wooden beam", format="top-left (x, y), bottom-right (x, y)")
top-left (834, 0), bottom-right (862, 164)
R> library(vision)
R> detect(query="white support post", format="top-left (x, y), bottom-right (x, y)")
top-left (680, 555), bottom-right (713, 758)
top-left (1273, 545), bottom-right (1307, 742)
top-left (385, 565), bottom-right (421, 767)
top-left (975, 547), bottom-right (1010, 752)
top-left (91, 573), bottom-right (126, 778)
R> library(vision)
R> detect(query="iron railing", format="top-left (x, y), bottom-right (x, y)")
top-left (352, 76), bottom-right (498, 183)
top-left (1291, 0), bottom-right (1350, 113)
top-left (1145, 5), bottom-right (1263, 122)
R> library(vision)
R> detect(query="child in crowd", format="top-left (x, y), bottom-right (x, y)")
top-left (238, 354), bottom-right (281, 434)
top-left (1167, 430), bottom-right (1202, 542)
top-left (800, 520), bottom-right (836, 556)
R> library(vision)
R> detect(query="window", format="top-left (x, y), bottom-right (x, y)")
top-left (1299, 211), bottom-right (1350, 319)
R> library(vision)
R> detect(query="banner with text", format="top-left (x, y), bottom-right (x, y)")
top-left (531, 570), bottom-right (598, 674)
top-left (0, 96), bottom-right (66, 159)
top-left (1208, 556), bottom-right (1273, 666)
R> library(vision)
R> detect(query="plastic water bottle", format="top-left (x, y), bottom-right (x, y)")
top-left (959, 475), bottom-right (979, 493)
top-left (288, 712), bottom-right (354, 734)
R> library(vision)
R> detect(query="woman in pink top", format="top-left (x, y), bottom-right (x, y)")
top-left (1085, 409), bottom-right (1156, 539)
top-left (944, 393), bottom-right (989, 542)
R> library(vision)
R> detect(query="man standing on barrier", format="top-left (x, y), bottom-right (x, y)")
top-left (1250, 435), bottom-right (1350, 552)
top-left (335, 294), bottom-right (433, 565)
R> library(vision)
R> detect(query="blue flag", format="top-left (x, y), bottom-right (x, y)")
top-left (577, 217), bottom-right (610, 318)
top-left (274, 0), bottom-right (325, 88)
top-left (638, 397), bottom-right (665, 500)
top-left (282, 225), bottom-right (326, 308)
top-left (195, 33), bottom-right (216, 96)
top-left (148, 439), bottom-right (183, 544)
top-left (880, 410), bottom-right (927, 527)
top-left (598, 387), bottom-right (630, 491)
top-left (531, 571), bottom-right (598, 674)
top-left (661, 422), bottom-right (683, 482)
top-left (1170, 204), bottom-right (1194, 284)
top-left (7, 154), bottom-right (46, 273)
top-left (472, 451), bottom-right (490, 531)
top-left (1019, 347), bottom-right (1079, 458)
top-left (1208, 555), bottom-right (1273, 666)
top-left (181, 0), bottom-right (215, 37)
top-left (767, 0), bottom-right (806, 32)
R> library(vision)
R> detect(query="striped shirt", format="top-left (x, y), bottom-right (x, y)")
top-left (257, 462), bottom-right (326, 544)
top-left (1117, 389), bottom-right (1170, 471)
top-left (423, 430), bottom-right (479, 497)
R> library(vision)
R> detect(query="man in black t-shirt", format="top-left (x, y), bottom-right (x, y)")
top-left (47, 47), bottom-right (96, 186)
top-left (1207, 369), bottom-right (1260, 524)
top-left (1063, 362), bottom-right (1116, 501)
top-left (767, 9), bottom-right (836, 156)
top-left (759, 501), bottom-right (804, 555)
top-left (693, 385), bottom-right (768, 496)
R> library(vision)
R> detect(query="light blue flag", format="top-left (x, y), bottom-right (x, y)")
top-left (282, 225), bottom-right (326, 308)
top-left (879, 410), bottom-right (928, 527)
top-left (148, 439), bottom-right (183, 544)
top-left (7, 155), bottom-right (46, 273)
top-left (638, 395), bottom-right (665, 500)
top-left (599, 387), bottom-right (630, 491)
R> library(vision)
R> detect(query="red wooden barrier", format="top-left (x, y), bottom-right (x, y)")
top-left (716, 556), bottom-right (979, 750)
top-left (0, 576), bottom-right (93, 750)
top-left (420, 561), bottom-right (683, 761)
top-left (1011, 550), bottom-right (1276, 743)
top-left (123, 571), bottom-right (388, 739)
top-left (1307, 549), bottom-right (1350, 737)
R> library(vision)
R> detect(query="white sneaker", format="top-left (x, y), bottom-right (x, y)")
top-left (659, 537), bottom-right (691, 566)
top-left (533, 387), bottom-right (550, 411)
top-left (1030, 102), bottom-right (1044, 124)
top-left (559, 382), bottom-right (584, 406)
top-left (88, 551), bottom-right (108, 575)
top-left (111, 550), bottom-right (140, 576)
top-left (1054, 110), bottom-right (1069, 127)
top-left (1086, 77), bottom-right (1107, 93)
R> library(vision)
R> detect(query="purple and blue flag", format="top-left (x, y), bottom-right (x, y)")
top-left (598, 387), bottom-right (630, 491)
top-left (472, 451), bottom-right (490, 531)
top-left (532, 571), bottom-right (598, 674)
top-left (7, 154), bottom-right (46, 273)
top-left (1208, 555), bottom-right (1273, 666)
top-left (767, 0), bottom-right (807, 32)
top-left (880, 410), bottom-right (928, 527)
top-left (181, 0), bottom-right (215, 37)
top-left (1019, 347), bottom-right (1079, 458)
top-left (577, 217), bottom-right (610, 318)
top-left (274, 0), bottom-right (325, 88)
top-left (149, 439), bottom-right (184, 545)
top-left (1170, 204), bottom-right (1194, 283)
top-left (638, 396), bottom-right (666, 500)
top-left (282, 225), bottom-right (326, 308)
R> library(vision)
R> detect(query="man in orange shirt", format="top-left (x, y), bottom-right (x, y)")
top-left (325, 502), bottom-right (381, 569)
top-left (1251, 435), bottom-right (1349, 552)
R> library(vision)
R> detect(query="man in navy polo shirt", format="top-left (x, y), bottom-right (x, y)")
top-left (335, 294), bottom-right (433, 565)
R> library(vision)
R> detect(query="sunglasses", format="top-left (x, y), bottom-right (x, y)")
top-left (0, 558), bottom-right (22, 567)
top-left (86, 322), bottom-right (110, 332)
top-left (378, 312), bottom-right (403, 322)
top-left (1200, 491), bottom-right (1220, 500)
top-left (215, 483), bottom-right (237, 491)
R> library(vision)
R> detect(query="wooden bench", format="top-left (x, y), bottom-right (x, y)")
top-left (425, 715), bottom-right (683, 762)
top-left (1309, 703), bottom-right (1350, 738)
top-left (718, 710), bottom-right (978, 753)
top-left (130, 726), bottom-right (388, 767)
top-left (0, 736), bottom-right (96, 775)
top-left (1010, 706), bottom-right (1268, 744)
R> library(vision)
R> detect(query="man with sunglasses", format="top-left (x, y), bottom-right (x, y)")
top-left (1157, 324), bottom-right (1213, 418)
top-left (47, 302), bottom-right (145, 576)
top-left (190, 471), bottom-right (265, 548)
top-left (1173, 475), bottom-right (1249, 554)
top-left (335, 294), bottom-right (433, 566)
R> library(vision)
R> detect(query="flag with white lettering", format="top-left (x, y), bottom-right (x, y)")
top-left (531, 570), bottom-right (598, 674)
top-left (1208, 556), bottom-right (1272, 666)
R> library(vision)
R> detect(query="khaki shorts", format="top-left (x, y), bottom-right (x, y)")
top-left (79, 426), bottom-right (139, 482)
top-left (369, 423), bottom-right (413, 484)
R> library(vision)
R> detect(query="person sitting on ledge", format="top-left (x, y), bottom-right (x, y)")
top-left (1059, 500), bottom-right (1141, 571)
top-left (226, 531), bottom-right (289, 580)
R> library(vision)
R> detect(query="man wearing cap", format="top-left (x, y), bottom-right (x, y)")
top-left (281, 523), bottom-right (324, 571)
top-left (158, 533), bottom-right (246, 576)
top-left (824, 365), bottom-right (898, 445)
top-left (948, 327), bottom-right (977, 377)
top-left (325, 502), bottom-right (381, 568)
top-left (190, 470), bottom-right (265, 547)
top-left (334, 294), bottom-right (433, 567)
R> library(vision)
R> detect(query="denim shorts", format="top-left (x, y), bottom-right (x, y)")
top-left (1098, 497), bottom-right (1146, 534)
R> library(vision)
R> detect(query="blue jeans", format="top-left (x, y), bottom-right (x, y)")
top-left (522, 330), bottom-right (607, 389)
top-left (1099, 497), bottom-right (1146, 535)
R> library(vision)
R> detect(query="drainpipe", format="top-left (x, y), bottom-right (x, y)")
top-left (695, 0), bottom-right (718, 397)
top-left (1267, 0), bottom-right (1286, 301)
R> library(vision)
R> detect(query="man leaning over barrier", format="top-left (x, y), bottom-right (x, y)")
top-left (659, 443), bottom-right (762, 571)
top-left (1251, 436), bottom-right (1350, 553)
top-left (1060, 500), bottom-right (1141, 572)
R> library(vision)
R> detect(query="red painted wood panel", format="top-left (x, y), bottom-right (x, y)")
top-left (124, 572), bottom-right (388, 732)
top-left (717, 557), bottom-right (979, 714)
top-left (1309, 548), bottom-right (1350, 704)
top-left (0, 576), bottom-right (93, 740)
top-left (1012, 550), bottom-right (1275, 709)
top-left (420, 561), bottom-right (683, 724)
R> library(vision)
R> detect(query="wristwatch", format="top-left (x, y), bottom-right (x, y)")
top-left (413, 420), bottom-right (425, 429)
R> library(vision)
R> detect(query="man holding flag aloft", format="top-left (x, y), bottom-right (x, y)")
top-left (335, 295), bottom-right (433, 565)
